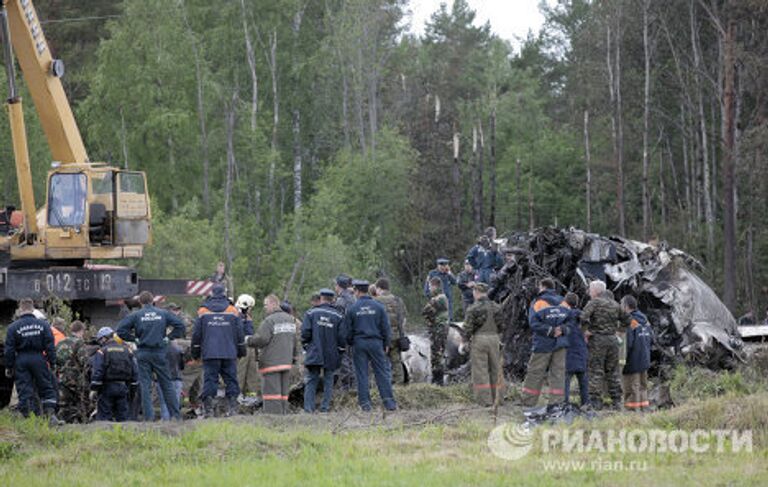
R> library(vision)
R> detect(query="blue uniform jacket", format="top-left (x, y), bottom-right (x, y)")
top-left (301, 303), bottom-right (346, 370)
top-left (624, 310), bottom-right (653, 374)
top-left (565, 309), bottom-right (588, 373)
top-left (4, 313), bottom-right (56, 370)
top-left (242, 317), bottom-right (255, 336)
top-left (528, 291), bottom-right (569, 353)
top-left (344, 296), bottom-right (391, 345)
top-left (117, 305), bottom-right (186, 349)
top-left (466, 245), bottom-right (503, 283)
top-left (191, 295), bottom-right (245, 360)
top-left (90, 339), bottom-right (138, 387)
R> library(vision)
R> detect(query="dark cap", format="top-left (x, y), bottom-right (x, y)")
top-left (211, 283), bottom-right (226, 296)
top-left (335, 274), bottom-right (352, 288)
top-left (280, 301), bottom-right (294, 314)
top-left (319, 288), bottom-right (336, 297)
top-left (352, 279), bottom-right (370, 290)
top-left (167, 302), bottom-right (181, 310)
top-left (436, 258), bottom-right (450, 265)
top-left (474, 282), bottom-right (490, 293)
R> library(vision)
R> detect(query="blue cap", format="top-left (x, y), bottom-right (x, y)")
top-left (436, 258), bottom-right (450, 265)
top-left (319, 288), bottom-right (336, 297)
top-left (335, 274), bottom-right (352, 288)
top-left (211, 283), bottom-right (226, 296)
top-left (352, 279), bottom-right (370, 289)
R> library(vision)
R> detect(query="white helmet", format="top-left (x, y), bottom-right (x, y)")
top-left (236, 294), bottom-right (256, 311)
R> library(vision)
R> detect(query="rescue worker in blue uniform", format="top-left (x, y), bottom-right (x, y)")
top-left (621, 295), bottom-right (653, 411)
top-left (466, 235), bottom-right (503, 284)
top-left (423, 258), bottom-right (458, 320)
top-left (90, 326), bottom-right (138, 422)
top-left (192, 284), bottom-right (245, 417)
top-left (3, 298), bottom-right (61, 424)
top-left (344, 280), bottom-right (397, 411)
top-left (301, 288), bottom-right (346, 412)
top-left (521, 279), bottom-right (569, 409)
top-left (117, 291), bottom-right (186, 421)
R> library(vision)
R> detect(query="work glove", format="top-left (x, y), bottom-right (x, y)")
top-left (89, 390), bottom-right (98, 401)
top-left (4, 368), bottom-right (12, 379)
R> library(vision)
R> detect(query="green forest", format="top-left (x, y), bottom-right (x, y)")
top-left (1, 0), bottom-right (766, 317)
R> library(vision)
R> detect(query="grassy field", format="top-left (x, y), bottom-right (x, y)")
top-left (1, 377), bottom-right (767, 487)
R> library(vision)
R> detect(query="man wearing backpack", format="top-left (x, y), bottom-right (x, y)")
top-left (90, 327), bottom-right (138, 422)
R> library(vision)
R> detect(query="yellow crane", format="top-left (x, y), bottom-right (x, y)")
top-left (1, 0), bottom-right (151, 264)
top-left (0, 0), bottom-right (154, 309)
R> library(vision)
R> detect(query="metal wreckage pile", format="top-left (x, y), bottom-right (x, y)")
top-left (449, 227), bottom-right (744, 394)
top-left (464, 226), bottom-right (745, 392)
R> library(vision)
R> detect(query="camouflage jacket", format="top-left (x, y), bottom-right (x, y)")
top-left (56, 336), bottom-right (90, 389)
top-left (375, 292), bottom-right (407, 341)
top-left (581, 297), bottom-right (631, 335)
top-left (465, 297), bottom-right (504, 337)
top-left (422, 292), bottom-right (449, 327)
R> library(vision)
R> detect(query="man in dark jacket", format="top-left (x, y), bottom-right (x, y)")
top-left (344, 280), bottom-right (397, 411)
top-left (192, 284), bottom-right (245, 417)
top-left (90, 326), bottom-right (138, 422)
top-left (4, 298), bottom-right (60, 424)
top-left (621, 296), bottom-right (652, 411)
top-left (456, 261), bottom-right (476, 314)
top-left (117, 291), bottom-right (186, 421)
top-left (521, 279), bottom-right (569, 409)
top-left (423, 259), bottom-right (457, 320)
top-left (563, 293), bottom-right (588, 406)
top-left (301, 289), bottom-right (345, 412)
top-left (248, 294), bottom-right (300, 414)
top-left (157, 340), bottom-right (185, 420)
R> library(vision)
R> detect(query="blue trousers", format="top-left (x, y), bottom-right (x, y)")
top-left (565, 370), bottom-right (589, 406)
top-left (304, 366), bottom-right (335, 412)
top-left (136, 348), bottom-right (180, 421)
top-left (352, 339), bottom-right (396, 411)
top-left (202, 359), bottom-right (239, 400)
top-left (14, 353), bottom-right (57, 416)
top-left (96, 382), bottom-right (130, 422)
top-left (157, 379), bottom-right (183, 421)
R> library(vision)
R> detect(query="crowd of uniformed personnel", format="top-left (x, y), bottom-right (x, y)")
top-left (0, 246), bottom-right (653, 425)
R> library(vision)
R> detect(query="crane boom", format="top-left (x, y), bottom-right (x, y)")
top-left (3, 0), bottom-right (87, 164)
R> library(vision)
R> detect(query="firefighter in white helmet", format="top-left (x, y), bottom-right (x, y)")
top-left (235, 294), bottom-right (260, 399)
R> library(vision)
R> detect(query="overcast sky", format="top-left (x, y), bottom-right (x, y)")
top-left (407, 0), bottom-right (546, 45)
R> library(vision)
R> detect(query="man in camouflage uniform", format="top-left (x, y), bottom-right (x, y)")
top-left (56, 321), bottom-right (91, 423)
top-left (581, 280), bottom-right (632, 409)
top-left (374, 278), bottom-right (408, 385)
top-left (464, 283), bottom-right (505, 406)
top-left (422, 276), bottom-right (449, 386)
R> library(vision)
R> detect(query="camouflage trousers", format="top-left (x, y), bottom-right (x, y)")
top-left (428, 323), bottom-right (448, 385)
top-left (182, 360), bottom-right (204, 408)
top-left (470, 334), bottom-right (504, 407)
top-left (389, 341), bottom-right (405, 385)
top-left (521, 348), bottom-right (566, 407)
top-left (588, 334), bottom-right (622, 407)
top-left (58, 383), bottom-right (92, 423)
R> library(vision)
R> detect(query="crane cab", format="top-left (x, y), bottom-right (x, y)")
top-left (8, 164), bottom-right (151, 263)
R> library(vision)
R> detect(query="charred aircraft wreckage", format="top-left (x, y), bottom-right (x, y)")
top-left (442, 226), bottom-right (745, 389)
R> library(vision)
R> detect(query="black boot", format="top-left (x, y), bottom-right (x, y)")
top-left (203, 397), bottom-right (214, 418)
top-left (225, 396), bottom-right (238, 417)
top-left (44, 406), bottom-right (64, 427)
